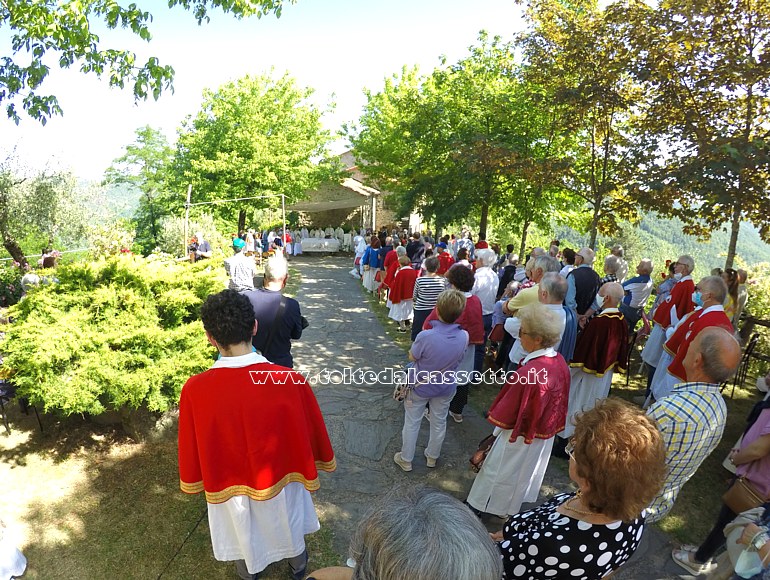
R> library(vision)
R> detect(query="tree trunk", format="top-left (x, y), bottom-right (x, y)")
top-left (518, 220), bottom-right (531, 260)
top-left (479, 202), bottom-right (490, 240)
top-left (147, 192), bottom-right (159, 248)
top-left (237, 209), bottom-right (246, 234)
top-left (725, 200), bottom-right (741, 270)
top-left (3, 235), bottom-right (28, 269)
top-left (588, 203), bottom-right (601, 251)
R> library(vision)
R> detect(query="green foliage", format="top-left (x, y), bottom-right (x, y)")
top-left (104, 126), bottom-right (175, 253)
top-left (87, 221), bottom-right (136, 260)
top-left (1, 256), bottom-right (223, 415)
top-left (621, 0), bottom-right (770, 268)
top-left (1, 0), bottom-right (296, 123)
top-left (155, 213), bottom-right (229, 258)
top-left (350, 33), bottom-right (577, 243)
top-left (168, 72), bottom-right (339, 226)
top-left (0, 262), bottom-right (24, 307)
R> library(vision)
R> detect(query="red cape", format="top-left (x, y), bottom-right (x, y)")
top-left (437, 252), bottom-right (455, 276)
top-left (178, 362), bottom-right (336, 503)
top-left (488, 354), bottom-right (570, 443)
top-left (571, 311), bottom-right (629, 376)
top-left (389, 266), bottom-right (419, 304)
top-left (653, 278), bottom-right (695, 327)
top-left (380, 249), bottom-right (400, 289)
top-left (664, 308), bottom-right (733, 381)
top-left (423, 294), bottom-right (485, 344)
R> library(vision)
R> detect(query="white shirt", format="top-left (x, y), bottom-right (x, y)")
top-left (507, 304), bottom-right (567, 365)
top-left (472, 266), bottom-right (498, 315)
top-left (224, 251), bottom-right (256, 292)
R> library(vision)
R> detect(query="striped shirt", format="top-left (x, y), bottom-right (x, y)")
top-left (645, 382), bottom-right (727, 522)
top-left (413, 276), bottom-right (447, 311)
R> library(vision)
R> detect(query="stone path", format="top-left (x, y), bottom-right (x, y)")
top-left (291, 255), bottom-right (687, 580)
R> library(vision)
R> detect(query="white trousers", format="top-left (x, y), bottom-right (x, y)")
top-left (400, 388), bottom-right (456, 462)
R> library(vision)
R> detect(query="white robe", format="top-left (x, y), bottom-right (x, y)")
top-left (467, 429), bottom-right (553, 517)
top-left (560, 366), bottom-right (614, 438)
top-left (206, 354), bottom-right (320, 574)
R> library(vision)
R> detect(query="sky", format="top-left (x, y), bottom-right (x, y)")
top-left (0, 0), bottom-right (525, 181)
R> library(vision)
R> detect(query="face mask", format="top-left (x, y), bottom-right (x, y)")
top-left (692, 291), bottom-right (703, 307)
top-left (592, 295), bottom-right (604, 312)
top-left (673, 272), bottom-right (683, 280)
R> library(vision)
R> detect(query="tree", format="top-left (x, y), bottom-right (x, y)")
top-left (104, 126), bottom-right (174, 252)
top-left (518, 0), bottom-right (644, 250)
top-left (350, 33), bottom-right (576, 248)
top-left (623, 0), bottom-right (770, 269)
top-left (1, 0), bottom-right (294, 123)
top-left (170, 73), bottom-right (338, 231)
top-left (0, 159), bottom-right (103, 266)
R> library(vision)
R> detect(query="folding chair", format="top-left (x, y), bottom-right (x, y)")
top-left (721, 333), bottom-right (760, 399)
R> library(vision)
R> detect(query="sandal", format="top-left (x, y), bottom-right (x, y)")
top-left (671, 549), bottom-right (716, 576)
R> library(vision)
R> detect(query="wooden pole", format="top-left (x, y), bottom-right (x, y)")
top-left (183, 184), bottom-right (192, 257)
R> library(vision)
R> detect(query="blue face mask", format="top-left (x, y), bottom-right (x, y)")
top-left (692, 291), bottom-right (703, 307)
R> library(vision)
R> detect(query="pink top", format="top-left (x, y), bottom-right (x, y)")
top-left (737, 408), bottom-right (770, 497)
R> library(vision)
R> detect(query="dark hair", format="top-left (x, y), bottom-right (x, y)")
top-left (506, 244), bottom-right (514, 253)
top-left (446, 265), bottom-right (475, 292)
top-left (562, 248), bottom-right (576, 265)
top-left (457, 248), bottom-right (469, 261)
top-left (200, 290), bottom-right (255, 347)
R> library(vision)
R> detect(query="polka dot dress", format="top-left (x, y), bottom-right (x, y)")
top-left (498, 493), bottom-right (644, 580)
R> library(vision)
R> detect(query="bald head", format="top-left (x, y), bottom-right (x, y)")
top-left (600, 282), bottom-right (625, 308)
top-left (683, 327), bottom-right (741, 384)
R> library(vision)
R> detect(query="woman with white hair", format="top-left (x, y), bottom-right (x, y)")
top-left (467, 302), bottom-right (571, 518)
top-left (472, 248), bottom-right (499, 378)
top-left (306, 486), bottom-right (503, 580)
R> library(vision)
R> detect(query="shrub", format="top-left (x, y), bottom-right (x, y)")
top-left (1, 255), bottom-right (227, 416)
top-left (0, 262), bottom-right (24, 307)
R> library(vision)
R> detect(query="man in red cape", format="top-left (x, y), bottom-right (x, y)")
top-left (178, 290), bottom-right (335, 580)
top-left (559, 283), bottom-right (628, 440)
top-left (650, 276), bottom-right (733, 401)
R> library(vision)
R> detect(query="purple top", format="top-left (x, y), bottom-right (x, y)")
top-left (737, 408), bottom-right (770, 497)
top-left (410, 319), bottom-right (469, 398)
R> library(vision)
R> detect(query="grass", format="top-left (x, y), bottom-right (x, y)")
top-left (0, 259), bottom-right (334, 580)
top-left (0, 410), bottom-right (340, 579)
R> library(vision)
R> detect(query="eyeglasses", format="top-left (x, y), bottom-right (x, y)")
top-left (565, 440), bottom-right (575, 460)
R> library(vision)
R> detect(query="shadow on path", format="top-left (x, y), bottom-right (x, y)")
top-left (291, 254), bottom-right (682, 580)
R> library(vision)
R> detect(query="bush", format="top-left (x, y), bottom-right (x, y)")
top-left (155, 214), bottom-right (230, 258)
top-left (1, 255), bottom-right (226, 416)
top-left (0, 262), bottom-right (24, 307)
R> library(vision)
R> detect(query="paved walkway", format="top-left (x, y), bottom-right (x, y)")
top-left (291, 255), bottom-right (686, 580)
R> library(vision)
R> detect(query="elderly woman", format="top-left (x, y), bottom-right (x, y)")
top-left (411, 256), bottom-right (447, 341)
top-left (360, 236), bottom-right (382, 293)
top-left (394, 290), bottom-right (469, 471)
top-left (492, 398), bottom-right (666, 579)
top-left (672, 389), bottom-right (770, 576)
top-left (306, 486), bottom-right (503, 580)
top-left (424, 265), bottom-right (484, 423)
top-left (467, 303), bottom-right (571, 517)
top-left (472, 248), bottom-right (499, 376)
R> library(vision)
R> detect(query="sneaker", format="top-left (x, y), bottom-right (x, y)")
top-left (393, 452), bottom-right (413, 472)
top-left (424, 451), bottom-right (437, 468)
top-left (423, 408), bottom-right (431, 421)
top-left (671, 548), bottom-right (716, 576)
top-left (397, 326), bottom-right (408, 333)
top-left (449, 411), bottom-right (463, 423)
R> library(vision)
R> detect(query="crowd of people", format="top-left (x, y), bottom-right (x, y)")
top-left (165, 222), bottom-right (764, 580)
top-left (347, 228), bottom-right (765, 579)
